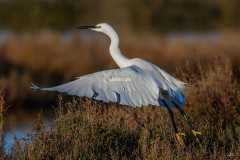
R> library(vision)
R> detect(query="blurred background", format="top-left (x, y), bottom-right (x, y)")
top-left (0, 0), bottom-right (240, 152)
top-left (0, 0), bottom-right (240, 32)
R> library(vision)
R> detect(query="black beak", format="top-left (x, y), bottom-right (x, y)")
top-left (76, 25), bottom-right (97, 29)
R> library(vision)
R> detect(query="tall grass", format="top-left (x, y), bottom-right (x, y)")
top-left (4, 57), bottom-right (240, 159)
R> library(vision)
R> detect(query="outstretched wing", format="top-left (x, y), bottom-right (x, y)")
top-left (32, 66), bottom-right (160, 107)
top-left (129, 58), bottom-right (186, 108)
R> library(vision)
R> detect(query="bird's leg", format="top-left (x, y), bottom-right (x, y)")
top-left (166, 105), bottom-right (185, 145)
top-left (175, 105), bottom-right (192, 129)
top-left (175, 105), bottom-right (201, 140)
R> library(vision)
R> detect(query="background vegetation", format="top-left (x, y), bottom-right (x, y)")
top-left (0, 0), bottom-right (240, 32)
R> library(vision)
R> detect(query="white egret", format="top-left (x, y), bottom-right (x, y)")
top-left (31, 23), bottom-right (201, 144)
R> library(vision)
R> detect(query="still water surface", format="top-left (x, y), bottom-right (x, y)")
top-left (3, 109), bottom-right (54, 153)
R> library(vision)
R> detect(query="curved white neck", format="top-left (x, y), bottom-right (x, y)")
top-left (107, 30), bottom-right (129, 68)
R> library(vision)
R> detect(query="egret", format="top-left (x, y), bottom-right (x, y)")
top-left (31, 23), bottom-right (201, 144)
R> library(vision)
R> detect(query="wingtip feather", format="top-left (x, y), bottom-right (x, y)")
top-left (31, 83), bottom-right (41, 90)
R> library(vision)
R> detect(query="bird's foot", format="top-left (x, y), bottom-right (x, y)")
top-left (190, 130), bottom-right (202, 145)
top-left (176, 132), bottom-right (185, 145)
top-left (191, 130), bottom-right (201, 137)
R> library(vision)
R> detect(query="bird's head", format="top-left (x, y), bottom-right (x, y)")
top-left (77, 23), bottom-right (116, 36)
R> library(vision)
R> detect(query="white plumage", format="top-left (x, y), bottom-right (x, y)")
top-left (32, 23), bottom-right (186, 108)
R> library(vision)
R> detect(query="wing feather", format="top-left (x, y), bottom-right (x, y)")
top-left (130, 58), bottom-right (186, 107)
top-left (32, 66), bottom-right (160, 107)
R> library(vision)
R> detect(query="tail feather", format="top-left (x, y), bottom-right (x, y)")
top-left (31, 83), bottom-right (41, 90)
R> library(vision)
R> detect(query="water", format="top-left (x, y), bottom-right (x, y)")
top-left (4, 125), bottom-right (33, 153)
top-left (3, 109), bottom-right (54, 153)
